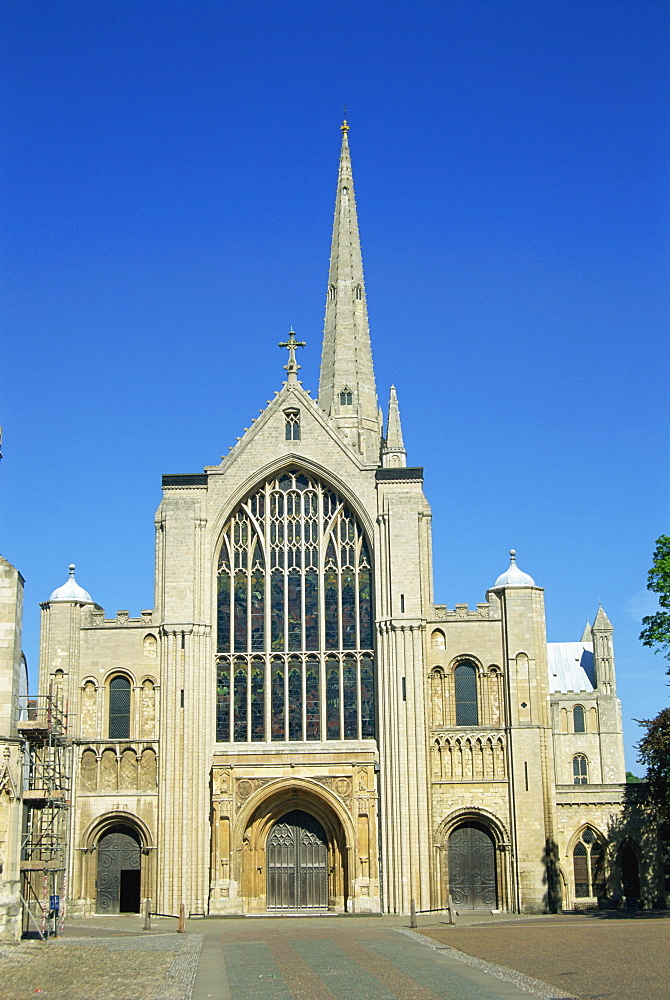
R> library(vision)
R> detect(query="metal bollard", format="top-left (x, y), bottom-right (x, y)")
top-left (177, 902), bottom-right (186, 933)
top-left (143, 898), bottom-right (152, 931)
top-left (410, 899), bottom-right (417, 928)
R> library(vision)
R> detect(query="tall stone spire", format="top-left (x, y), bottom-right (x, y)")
top-left (318, 120), bottom-right (381, 462)
top-left (381, 385), bottom-right (407, 468)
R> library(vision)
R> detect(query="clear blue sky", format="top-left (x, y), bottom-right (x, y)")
top-left (2, 1), bottom-right (669, 770)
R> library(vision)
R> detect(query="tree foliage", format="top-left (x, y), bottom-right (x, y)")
top-left (639, 535), bottom-right (670, 669)
top-left (637, 708), bottom-right (670, 844)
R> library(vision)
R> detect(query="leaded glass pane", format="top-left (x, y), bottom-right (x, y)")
top-left (326, 659), bottom-right (340, 740)
top-left (217, 573), bottom-right (230, 651)
top-left (288, 660), bottom-right (302, 740)
top-left (271, 571), bottom-right (284, 650)
top-left (324, 570), bottom-right (339, 649)
top-left (304, 570), bottom-right (318, 650)
top-left (358, 563), bottom-right (372, 648)
top-left (109, 676), bottom-right (131, 739)
top-left (271, 658), bottom-right (284, 740)
top-left (287, 572), bottom-right (301, 651)
top-left (305, 659), bottom-right (319, 740)
top-left (573, 842), bottom-right (589, 897)
top-left (250, 570), bottom-right (264, 652)
top-left (343, 657), bottom-right (357, 739)
top-left (250, 660), bottom-right (264, 741)
top-left (455, 662), bottom-right (479, 726)
top-left (216, 661), bottom-right (230, 741)
top-left (233, 663), bottom-right (247, 742)
top-left (360, 655), bottom-right (375, 738)
top-left (573, 705), bottom-right (586, 733)
top-left (234, 572), bottom-right (247, 652)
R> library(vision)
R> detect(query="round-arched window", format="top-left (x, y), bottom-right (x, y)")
top-left (454, 661), bottom-right (479, 726)
top-left (109, 675), bottom-right (131, 739)
top-left (216, 469), bottom-right (375, 743)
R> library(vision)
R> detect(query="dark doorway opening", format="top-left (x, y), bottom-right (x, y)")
top-left (620, 842), bottom-right (640, 899)
top-left (267, 809), bottom-right (328, 910)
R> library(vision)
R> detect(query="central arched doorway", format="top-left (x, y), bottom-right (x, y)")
top-left (448, 823), bottom-right (497, 909)
top-left (96, 825), bottom-right (142, 913)
top-left (266, 809), bottom-right (328, 910)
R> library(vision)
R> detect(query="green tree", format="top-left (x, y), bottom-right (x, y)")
top-left (639, 535), bottom-right (670, 669)
top-left (637, 537), bottom-right (670, 874)
top-left (637, 709), bottom-right (670, 843)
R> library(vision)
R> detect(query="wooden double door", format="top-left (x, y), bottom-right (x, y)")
top-left (96, 826), bottom-right (142, 914)
top-left (267, 810), bottom-right (328, 910)
top-left (448, 823), bottom-right (497, 910)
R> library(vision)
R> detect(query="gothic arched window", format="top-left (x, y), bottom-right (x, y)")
top-left (216, 469), bottom-right (375, 743)
top-left (284, 409), bottom-right (300, 441)
top-left (573, 827), bottom-right (605, 898)
top-left (108, 675), bottom-right (131, 739)
top-left (454, 661), bottom-right (479, 726)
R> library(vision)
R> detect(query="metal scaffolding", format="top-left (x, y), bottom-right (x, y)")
top-left (17, 691), bottom-right (72, 938)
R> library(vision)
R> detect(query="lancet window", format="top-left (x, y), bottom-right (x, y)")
top-left (216, 469), bottom-right (375, 742)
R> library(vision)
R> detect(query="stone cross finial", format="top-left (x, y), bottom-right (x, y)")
top-left (279, 328), bottom-right (306, 382)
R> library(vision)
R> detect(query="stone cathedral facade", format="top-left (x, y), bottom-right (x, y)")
top-left (20, 123), bottom-right (662, 923)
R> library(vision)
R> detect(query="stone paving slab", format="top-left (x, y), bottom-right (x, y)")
top-left (192, 917), bottom-right (547, 1000)
top-left (419, 913), bottom-right (670, 1000)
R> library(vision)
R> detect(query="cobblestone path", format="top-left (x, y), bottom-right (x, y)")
top-left (0, 931), bottom-right (202, 1000)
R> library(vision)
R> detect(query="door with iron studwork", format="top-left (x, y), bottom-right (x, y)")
top-left (96, 827), bottom-right (142, 914)
top-left (448, 823), bottom-right (496, 910)
top-left (267, 810), bottom-right (328, 910)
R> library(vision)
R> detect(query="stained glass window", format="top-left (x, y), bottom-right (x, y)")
top-left (216, 470), bottom-right (375, 742)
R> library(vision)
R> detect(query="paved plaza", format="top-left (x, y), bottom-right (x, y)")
top-left (0, 912), bottom-right (668, 1000)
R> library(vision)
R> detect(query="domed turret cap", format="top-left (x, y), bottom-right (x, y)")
top-left (49, 564), bottom-right (93, 602)
top-left (493, 550), bottom-right (536, 588)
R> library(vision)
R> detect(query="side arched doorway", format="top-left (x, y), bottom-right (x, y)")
top-left (96, 824), bottom-right (142, 913)
top-left (448, 823), bottom-right (497, 910)
top-left (619, 842), bottom-right (640, 900)
top-left (267, 810), bottom-right (328, 910)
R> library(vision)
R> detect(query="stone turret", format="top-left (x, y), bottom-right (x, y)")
top-left (591, 605), bottom-right (615, 695)
top-left (381, 385), bottom-right (407, 468)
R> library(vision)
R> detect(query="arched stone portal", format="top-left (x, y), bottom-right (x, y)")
top-left (235, 781), bottom-right (352, 913)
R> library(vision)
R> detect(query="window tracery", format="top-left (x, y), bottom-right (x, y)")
top-left (216, 469), bottom-right (375, 742)
top-left (573, 826), bottom-right (605, 898)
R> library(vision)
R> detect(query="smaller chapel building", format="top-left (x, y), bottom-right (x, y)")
top-left (6, 124), bottom-right (663, 930)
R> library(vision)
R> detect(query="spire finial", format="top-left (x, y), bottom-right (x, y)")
top-left (341, 109), bottom-right (349, 133)
top-left (68, 564), bottom-right (76, 576)
top-left (279, 328), bottom-right (306, 383)
top-left (509, 549), bottom-right (517, 563)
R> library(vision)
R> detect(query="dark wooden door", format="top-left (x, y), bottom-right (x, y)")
top-left (448, 824), bottom-right (496, 909)
top-left (96, 828), bottom-right (141, 913)
top-left (267, 810), bottom-right (328, 910)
